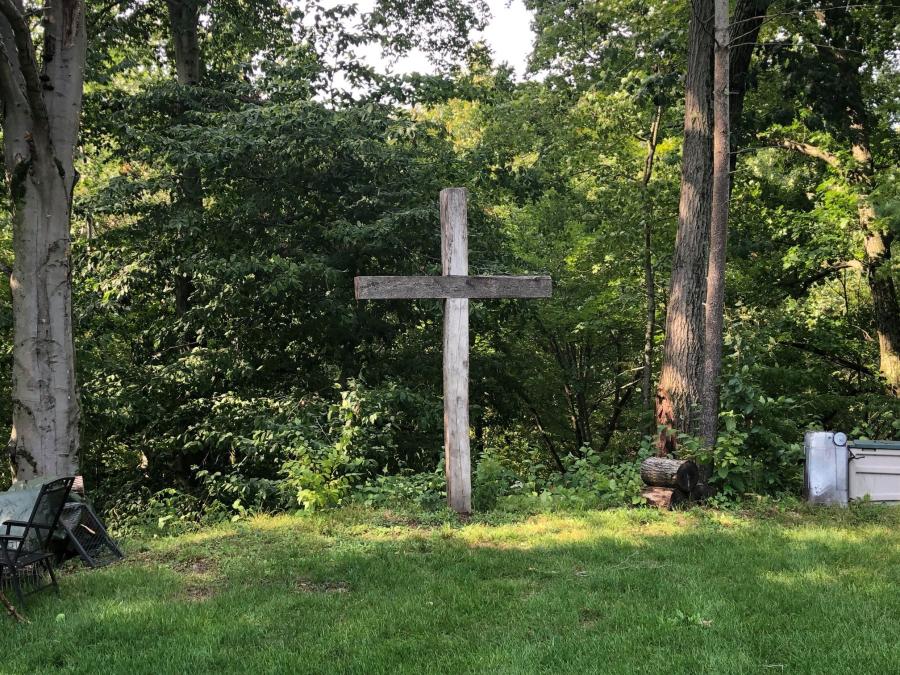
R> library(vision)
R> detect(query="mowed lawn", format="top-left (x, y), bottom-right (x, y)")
top-left (2, 505), bottom-right (899, 674)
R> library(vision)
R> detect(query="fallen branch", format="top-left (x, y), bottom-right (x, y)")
top-left (0, 589), bottom-right (28, 623)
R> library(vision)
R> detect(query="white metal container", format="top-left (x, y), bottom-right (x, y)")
top-left (848, 441), bottom-right (900, 503)
top-left (804, 431), bottom-right (849, 506)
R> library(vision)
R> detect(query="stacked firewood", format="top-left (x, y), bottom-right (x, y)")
top-left (639, 457), bottom-right (711, 509)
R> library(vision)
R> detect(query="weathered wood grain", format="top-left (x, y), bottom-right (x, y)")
top-left (441, 188), bottom-right (472, 514)
top-left (354, 275), bottom-right (553, 300)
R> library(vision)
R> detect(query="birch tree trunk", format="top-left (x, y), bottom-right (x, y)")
top-left (655, 0), bottom-right (713, 453)
top-left (699, 0), bottom-right (730, 448)
top-left (0, 0), bottom-right (86, 480)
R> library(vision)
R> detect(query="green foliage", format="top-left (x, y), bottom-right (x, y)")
top-left (0, 0), bottom-right (894, 519)
top-left (356, 470), bottom-right (447, 510)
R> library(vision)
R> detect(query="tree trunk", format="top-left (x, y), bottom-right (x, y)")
top-left (858, 192), bottom-right (900, 394)
top-left (0, 0), bottom-right (86, 481)
top-left (641, 106), bottom-right (663, 423)
top-left (167, 0), bottom-right (202, 87)
top-left (820, 11), bottom-right (900, 396)
top-left (7, 166), bottom-right (81, 479)
top-left (640, 456), bottom-right (699, 492)
top-left (166, 0), bottom-right (203, 324)
top-left (655, 0), bottom-right (714, 453)
top-left (699, 0), bottom-right (731, 447)
top-left (728, 0), bottom-right (774, 173)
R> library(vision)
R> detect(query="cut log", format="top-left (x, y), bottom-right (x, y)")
top-left (641, 487), bottom-right (689, 510)
top-left (640, 457), bottom-right (699, 492)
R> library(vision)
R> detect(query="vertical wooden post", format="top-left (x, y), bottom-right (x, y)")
top-left (440, 188), bottom-right (471, 514)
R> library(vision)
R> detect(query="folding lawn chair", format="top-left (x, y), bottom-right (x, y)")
top-left (0, 477), bottom-right (74, 604)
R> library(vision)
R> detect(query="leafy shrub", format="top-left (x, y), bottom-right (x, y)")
top-left (674, 368), bottom-right (805, 499)
top-left (356, 470), bottom-right (447, 510)
top-left (474, 446), bottom-right (649, 512)
top-left (105, 487), bottom-right (227, 536)
top-left (473, 450), bottom-right (522, 510)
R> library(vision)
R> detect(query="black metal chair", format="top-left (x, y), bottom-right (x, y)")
top-left (0, 477), bottom-right (75, 604)
top-left (59, 502), bottom-right (124, 568)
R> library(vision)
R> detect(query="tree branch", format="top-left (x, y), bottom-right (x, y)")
top-left (0, 0), bottom-right (49, 135)
top-left (768, 138), bottom-right (842, 169)
top-left (784, 340), bottom-right (874, 377)
top-left (782, 260), bottom-right (864, 293)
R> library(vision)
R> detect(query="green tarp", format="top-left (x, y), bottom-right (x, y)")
top-left (0, 488), bottom-right (42, 532)
top-left (0, 476), bottom-right (77, 536)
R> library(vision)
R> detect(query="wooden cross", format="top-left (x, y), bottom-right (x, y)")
top-left (354, 188), bottom-right (552, 514)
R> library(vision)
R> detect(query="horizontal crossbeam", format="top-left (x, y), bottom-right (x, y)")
top-left (355, 275), bottom-right (552, 300)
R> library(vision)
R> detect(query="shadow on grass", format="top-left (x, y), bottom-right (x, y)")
top-left (2, 508), bottom-right (899, 674)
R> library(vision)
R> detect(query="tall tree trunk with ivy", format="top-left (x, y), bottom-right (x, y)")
top-left (823, 8), bottom-right (900, 394)
top-left (0, 0), bottom-right (86, 479)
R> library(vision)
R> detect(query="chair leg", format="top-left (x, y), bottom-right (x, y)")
top-left (44, 558), bottom-right (60, 595)
top-left (9, 568), bottom-right (24, 605)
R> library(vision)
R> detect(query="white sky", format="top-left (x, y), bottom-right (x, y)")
top-left (354, 0), bottom-right (535, 79)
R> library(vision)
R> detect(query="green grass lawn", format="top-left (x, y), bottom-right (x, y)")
top-left (2, 505), bottom-right (899, 674)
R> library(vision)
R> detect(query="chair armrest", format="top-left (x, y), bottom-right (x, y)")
top-left (4, 521), bottom-right (53, 530)
top-left (3, 520), bottom-right (33, 529)
top-left (0, 534), bottom-right (23, 543)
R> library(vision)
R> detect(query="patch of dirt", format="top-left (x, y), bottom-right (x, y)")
top-left (295, 579), bottom-right (351, 594)
top-left (579, 608), bottom-right (602, 628)
top-left (181, 583), bottom-right (218, 602)
top-left (167, 555), bottom-right (223, 603)
top-left (170, 555), bottom-right (218, 576)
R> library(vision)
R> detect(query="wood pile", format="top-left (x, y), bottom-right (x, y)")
top-left (639, 457), bottom-right (711, 509)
